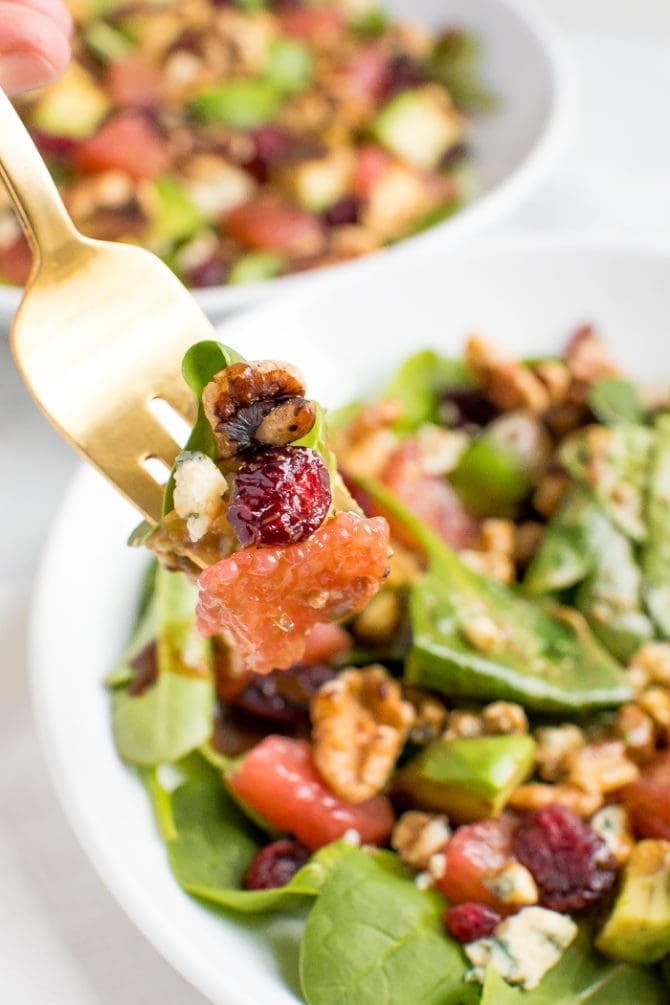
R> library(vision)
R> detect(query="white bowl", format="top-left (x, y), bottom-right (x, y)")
top-left (31, 237), bottom-right (670, 1004)
top-left (1, 0), bottom-right (573, 327)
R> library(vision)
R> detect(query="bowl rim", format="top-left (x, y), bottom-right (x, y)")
top-left (1, 0), bottom-right (576, 320)
top-left (29, 233), bottom-right (670, 1005)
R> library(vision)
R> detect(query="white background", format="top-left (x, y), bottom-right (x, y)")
top-left (2, 2), bottom-right (670, 1002)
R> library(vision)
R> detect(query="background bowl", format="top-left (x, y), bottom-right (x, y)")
top-left (31, 237), bottom-right (670, 1004)
top-left (0, 0), bottom-right (573, 328)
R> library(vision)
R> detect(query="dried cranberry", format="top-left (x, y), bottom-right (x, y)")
top-left (233, 663), bottom-right (336, 724)
top-left (322, 196), bottom-right (361, 227)
top-left (32, 129), bottom-right (78, 161)
top-left (513, 804), bottom-right (617, 912)
top-left (445, 903), bottom-right (501, 943)
top-left (185, 254), bottom-right (230, 288)
top-left (381, 53), bottom-right (426, 100)
top-left (246, 126), bottom-right (291, 182)
top-left (228, 446), bottom-right (331, 548)
top-left (439, 386), bottom-right (500, 429)
top-left (245, 839), bottom-right (311, 890)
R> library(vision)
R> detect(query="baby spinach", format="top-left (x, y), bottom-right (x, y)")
top-left (300, 847), bottom-right (478, 1005)
top-left (358, 477), bottom-right (631, 713)
top-left (166, 777), bottom-right (357, 913)
top-left (163, 340), bottom-right (243, 513)
top-left (381, 350), bottom-right (472, 434)
top-left (588, 377), bottom-right (646, 426)
top-left (112, 567), bottom-right (214, 765)
top-left (524, 489), bottom-right (598, 595)
top-left (643, 415), bottom-right (670, 636)
top-left (479, 925), bottom-right (665, 1003)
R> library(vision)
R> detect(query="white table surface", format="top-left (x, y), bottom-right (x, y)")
top-left (2, 4), bottom-right (670, 1002)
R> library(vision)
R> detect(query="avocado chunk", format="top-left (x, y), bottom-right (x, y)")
top-left (148, 177), bottom-right (205, 248)
top-left (597, 840), bottom-right (670, 964)
top-left (372, 85), bottom-right (464, 171)
top-left (84, 20), bottom-right (134, 62)
top-left (189, 79), bottom-right (282, 129)
top-left (264, 37), bottom-right (313, 96)
top-left (394, 734), bottom-right (535, 822)
top-left (228, 251), bottom-right (284, 285)
top-left (31, 63), bottom-right (110, 140)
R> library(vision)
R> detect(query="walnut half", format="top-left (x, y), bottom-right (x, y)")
top-left (311, 665), bottom-right (414, 804)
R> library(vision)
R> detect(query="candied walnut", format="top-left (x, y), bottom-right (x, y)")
top-left (534, 724), bottom-right (586, 782)
top-left (465, 335), bottom-right (550, 415)
top-left (638, 687), bottom-right (670, 739)
top-left (532, 470), bottom-right (571, 519)
top-left (630, 643), bottom-right (670, 687)
top-left (311, 665), bottom-right (414, 803)
top-left (532, 360), bottom-right (571, 405)
top-left (514, 521), bottom-right (545, 568)
top-left (484, 861), bottom-right (539, 906)
top-left (508, 783), bottom-right (603, 818)
top-left (479, 519), bottom-right (516, 557)
top-left (615, 704), bottom-right (657, 763)
top-left (565, 740), bottom-right (639, 794)
top-left (483, 701), bottom-right (528, 736)
top-left (353, 589), bottom-right (401, 646)
top-left (332, 400), bottom-right (401, 481)
top-left (405, 687), bottom-right (448, 745)
top-left (202, 359), bottom-right (315, 460)
top-left (391, 811), bottom-right (451, 871)
top-left (443, 709), bottom-right (484, 741)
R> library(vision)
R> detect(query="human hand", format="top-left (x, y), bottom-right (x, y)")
top-left (0, 0), bottom-right (71, 95)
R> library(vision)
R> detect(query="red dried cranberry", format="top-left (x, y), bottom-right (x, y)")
top-left (233, 663), bottom-right (336, 724)
top-left (323, 196), bottom-right (361, 227)
top-left (245, 126), bottom-right (291, 181)
top-left (381, 53), bottom-right (426, 100)
top-left (228, 446), bottom-right (331, 548)
top-left (445, 903), bottom-right (501, 943)
top-left (513, 804), bottom-right (617, 912)
top-left (185, 254), bottom-right (230, 288)
top-left (244, 839), bottom-right (311, 890)
top-left (439, 386), bottom-right (500, 429)
top-left (32, 129), bottom-right (78, 161)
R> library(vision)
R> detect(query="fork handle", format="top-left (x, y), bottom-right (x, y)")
top-left (0, 87), bottom-right (78, 265)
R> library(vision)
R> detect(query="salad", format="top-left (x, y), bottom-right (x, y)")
top-left (110, 326), bottom-right (670, 1003)
top-left (0, 0), bottom-right (494, 290)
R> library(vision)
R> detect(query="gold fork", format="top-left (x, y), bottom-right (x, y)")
top-left (0, 87), bottom-right (216, 524)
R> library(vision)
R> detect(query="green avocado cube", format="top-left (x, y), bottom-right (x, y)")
top-left (149, 177), bottom-right (205, 247)
top-left (228, 251), bottom-right (285, 285)
top-left (264, 37), bottom-right (313, 96)
top-left (394, 734), bottom-right (535, 823)
top-left (31, 63), bottom-right (110, 139)
top-left (190, 79), bottom-right (282, 130)
top-left (372, 85), bottom-right (464, 171)
top-left (597, 840), bottom-right (670, 964)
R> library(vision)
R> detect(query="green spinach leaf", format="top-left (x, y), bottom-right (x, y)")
top-left (588, 377), bottom-right (646, 426)
top-left (300, 847), bottom-right (478, 1005)
top-left (524, 489), bottom-right (596, 595)
top-left (167, 778), bottom-right (357, 913)
top-left (382, 350), bottom-right (472, 434)
top-left (479, 925), bottom-right (665, 1003)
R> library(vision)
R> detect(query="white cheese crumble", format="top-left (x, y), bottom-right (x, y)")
top-left (464, 906), bottom-right (578, 991)
top-left (173, 451), bottom-right (227, 542)
top-left (342, 828), bottom-right (361, 846)
top-left (590, 805), bottom-right (633, 864)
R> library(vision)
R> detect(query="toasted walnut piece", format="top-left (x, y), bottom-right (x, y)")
top-left (514, 521), bottom-right (545, 567)
top-left (544, 401), bottom-right (590, 441)
top-left (311, 665), bottom-right (414, 803)
top-left (465, 336), bottom-right (550, 415)
top-left (391, 811), bottom-right (451, 871)
top-left (405, 688), bottom-right (449, 745)
top-left (460, 549), bottom-right (515, 584)
top-left (387, 543), bottom-right (424, 589)
top-left (202, 360), bottom-right (314, 459)
top-left (348, 399), bottom-right (404, 442)
top-left (534, 724), bottom-right (586, 782)
top-left (532, 470), bottom-right (571, 519)
top-left (590, 805), bottom-right (635, 866)
top-left (509, 783), bottom-right (603, 818)
top-left (533, 360), bottom-right (571, 405)
top-left (444, 710), bottom-right (484, 741)
top-left (483, 702), bottom-right (529, 736)
top-left (615, 704), bottom-right (657, 763)
top-left (638, 687), bottom-right (670, 737)
top-left (353, 589), bottom-right (401, 646)
top-left (331, 225), bottom-right (381, 259)
top-left (630, 643), bottom-right (670, 687)
top-left (566, 326), bottom-right (619, 386)
top-left (480, 519), bottom-right (516, 557)
top-left (484, 862), bottom-right (539, 906)
top-left (565, 740), bottom-right (639, 794)
top-left (460, 612), bottom-right (506, 653)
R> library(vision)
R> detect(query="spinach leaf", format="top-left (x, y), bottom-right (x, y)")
top-left (163, 340), bottom-right (243, 514)
top-left (300, 847), bottom-right (478, 1005)
top-left (560, 424), bottom-right (654, 542)
top-left (524, 489), bottom-right (596, 595)
top-left (359, 477), bottom-right (631, 713)
top-left (167, 778), bottom-right (357, 913)
top-left (382, 350), bottom-right (472, 434)
top-left (106, 590), bottom-right (158, 689)
top-left (479, 925), bottom-right (665, 1003)
top-left (588, 377), bottom-right (646, 426)
top-left (112, 568), bottom-right (214, 765)
top-left (426, 30), bottom-right (498, 114)
top-left (643, 415), bottom-right (670, 636)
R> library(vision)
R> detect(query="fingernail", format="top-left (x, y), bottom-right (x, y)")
top-left (0, 51), bottom-right (54, 96)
